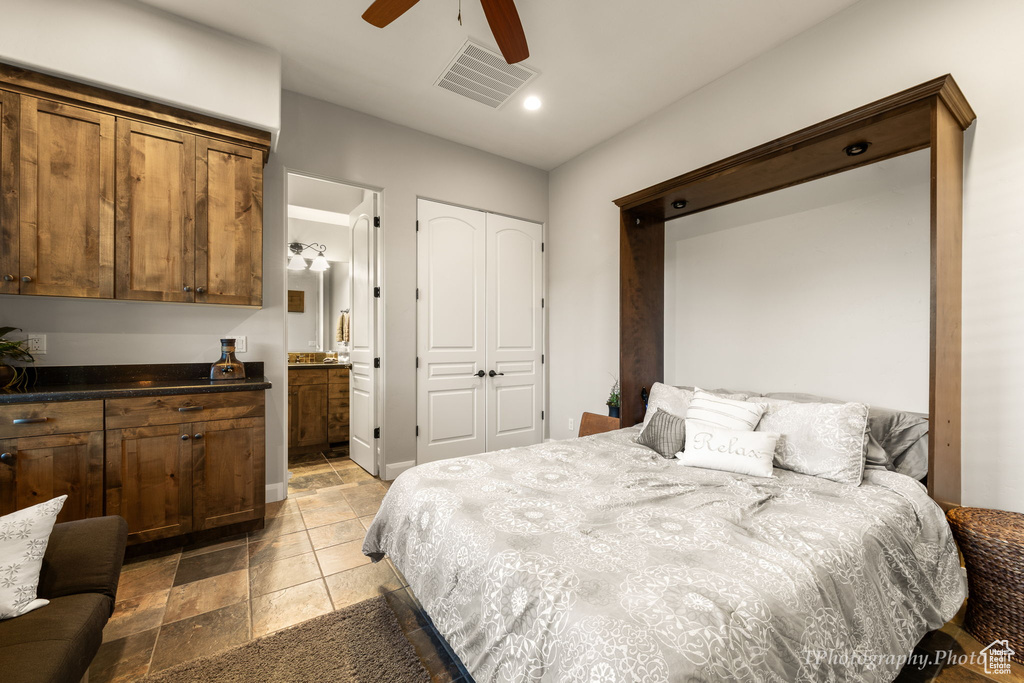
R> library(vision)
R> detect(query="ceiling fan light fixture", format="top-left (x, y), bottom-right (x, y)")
top-left (524, 96), bottom-right (541, 111)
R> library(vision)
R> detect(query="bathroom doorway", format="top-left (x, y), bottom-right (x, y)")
top-left (285, 171), bottom-right (381, 477)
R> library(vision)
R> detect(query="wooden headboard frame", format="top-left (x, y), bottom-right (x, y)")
top-left (614, 76), bottom-right (975, 510)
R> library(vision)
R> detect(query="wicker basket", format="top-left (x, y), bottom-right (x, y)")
top-left (947, 506), bottom-right (1024, 664)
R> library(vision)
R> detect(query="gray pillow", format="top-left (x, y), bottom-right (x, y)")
top-left (637, 408), bottom-right (686, 459)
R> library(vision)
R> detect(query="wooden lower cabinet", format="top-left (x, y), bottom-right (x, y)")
top-left (288, 382), bottom-right (328, 449)
top-left (192, 417), bottom-right (265, 531)
top-left (0, 430), bottom-right (104, 524)
top-left (106, 424), bottom-right (193, 543)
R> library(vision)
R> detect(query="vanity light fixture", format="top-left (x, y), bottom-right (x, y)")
top-left (671, 200), bottom-right (688, 210)
top-left (287, 242), bottom-right (330, 271)
top-left (844, 141), bottom-right (871, 157)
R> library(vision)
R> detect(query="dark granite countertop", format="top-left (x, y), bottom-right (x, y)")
top-left (0, 363), bottom-right (271, 405)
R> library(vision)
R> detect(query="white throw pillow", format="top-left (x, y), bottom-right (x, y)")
top-left (0, 496), bottom-right (66, 620)
top-left (680, 420), bottom-right (779, 478)
top-left (755, 398), bottom-right (869, 485)
top-left (640, 383), bottom-right (694, 430)
top-left (685, 389), bottom-right (765, 431)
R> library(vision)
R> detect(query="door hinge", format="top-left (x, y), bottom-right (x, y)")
top-left (541, 242), bottom-right (545, 252)
top-left (374, 216), bottom-right (381, 228)
top-left (541, 410), bottom-right (545, 420)
top-left (374, 427), bottom-right (381, 439)
top-left (374, 357), bottom-right (381, 368)
top-left (415, 220), bottom-right (419, 232)
top-left (416, 425), bottom-right (420, 437)
top-left (416, 356), bottom-right (419, 369)
top-left (374, 286), bottom-right (381, 298)
top-left (541, 354), bottom-right (545, 364)
top-left (541, 298), bottom-right (545, 308)
top-left (415, 288), bottom-right (419, 300)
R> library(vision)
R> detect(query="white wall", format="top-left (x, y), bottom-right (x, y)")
top-left (665, 151), bottom-right (929, 411)
top-left (548, 0), bottom-right (1024, 512)
top-left (265, 91), bottom-right (548, 476)
top-left (0, 0), bottom-right (281, 140)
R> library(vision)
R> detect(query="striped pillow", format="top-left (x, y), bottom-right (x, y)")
top-left (637, 409), bottom-right (686, 459)
top-left (685, 389), bottom-right (764, 431)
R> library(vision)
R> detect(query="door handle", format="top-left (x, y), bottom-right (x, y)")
top-left (183, 285), bottom-right (193, 292)
top-left (196, 286), bottom-right (207, 294)
top-left (21, 276), bottom-right (32, 283)
top-left (489, 370), bottom-right (504, 377)
top-left (475, 370), bottom-right (486, 378)
top-left (178, 406), bottom-right (204, 413)
top-left (2, 274), bottom-right (13, 282)
top-left (13, 417), bottom-right (47, 424)
top-left (0, 452), bottom-right (14, 463)
top-left (193, 433), bottom-right (203, 440)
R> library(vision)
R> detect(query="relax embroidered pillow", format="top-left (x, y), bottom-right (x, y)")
top-left (756, 398), bottom-right (869, 485)
top-left (0, 496), bottom-right (66, 620)
top-left (681, 421), bottom-right (779, 477)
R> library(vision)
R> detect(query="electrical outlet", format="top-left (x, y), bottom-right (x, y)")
top-left (25, 334), bottom-right (46, 355)
top-left (568, 417), bottom-right (574, 433)
top-left (233, 336), bottom-right (247, 353)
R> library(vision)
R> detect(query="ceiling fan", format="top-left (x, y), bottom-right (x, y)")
top-left (362, 0), bottom-right (529, 64)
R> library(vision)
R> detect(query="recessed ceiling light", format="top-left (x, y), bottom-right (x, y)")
top-left (524, 96), bottom-right (542, 111)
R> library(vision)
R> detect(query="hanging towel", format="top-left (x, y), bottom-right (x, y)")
top-left (337, 311), bottom-right (350, 344)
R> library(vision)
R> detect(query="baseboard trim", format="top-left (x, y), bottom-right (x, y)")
top-left (384, 460), bottom-right (416, 481)
top-left (266, 481), bottom-right (287, 503)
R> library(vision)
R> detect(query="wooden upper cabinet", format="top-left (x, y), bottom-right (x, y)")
top-left (19, 96), bottom-right (114, 298)
top-left (196, 138), bottom-right (263, 306)
top-left (0, 90), bottom-right (18, 295)
top-left (115, 120), bottom-right (196, 302)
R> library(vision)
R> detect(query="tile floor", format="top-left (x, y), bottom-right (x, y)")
top-left (90, 446), bottom-right (1022, 683)
top-left (90, 447), bottom-right (467, 683)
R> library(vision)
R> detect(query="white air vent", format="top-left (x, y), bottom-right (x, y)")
top-left (435, 40), bottom-right (538, 109)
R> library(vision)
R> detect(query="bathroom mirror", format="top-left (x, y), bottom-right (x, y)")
top-left (286, 173), bottom-right (369, 354)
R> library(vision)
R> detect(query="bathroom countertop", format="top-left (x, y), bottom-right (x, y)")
top-left (0, 363), bottom-right (271, 405)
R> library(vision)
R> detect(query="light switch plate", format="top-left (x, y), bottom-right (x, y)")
top-left (233, 336), bottom-right (247, 353)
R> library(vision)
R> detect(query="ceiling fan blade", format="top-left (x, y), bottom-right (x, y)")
top-left (362, 0), bottom-right (423, 28)
top-left (479, 0), bottom-right (530, 64)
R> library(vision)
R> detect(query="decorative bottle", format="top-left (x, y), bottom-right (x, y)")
top-left (210, 338), bottom-right (246, 380)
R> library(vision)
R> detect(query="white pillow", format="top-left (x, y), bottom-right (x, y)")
top-left (640, 383), bottom-right (694, 430)
top-left (685, 389), bottom-right (765, 431)
top-left (756, 398), bottom-right (869, 485)
top-left (680, 421), bottom-right (779, 478)
top-left (0, 496), bottom-right (66, 620)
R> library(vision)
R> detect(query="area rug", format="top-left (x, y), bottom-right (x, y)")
top-left (142, 596), bottom-right (431, 683)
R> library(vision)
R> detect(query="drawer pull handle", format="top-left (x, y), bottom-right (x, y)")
top-left (178, 406), bottom-right (204, 413)
top-left (180, 434), bottom-right (190, 441)
top-left (13, 417), bottom-right (48, 424)
top-left (0, 452), bottom-right (14, 463)
top-left (193, 433), bottom-right (203, 440)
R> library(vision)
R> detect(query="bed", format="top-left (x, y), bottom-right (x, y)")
top-left (363, 425), bottom-right (965, 682)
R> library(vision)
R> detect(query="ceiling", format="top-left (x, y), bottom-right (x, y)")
top-left (140, 0), bottom-right (861, 170)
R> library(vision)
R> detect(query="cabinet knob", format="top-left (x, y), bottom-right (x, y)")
top-left (196, 286), bottom-right (206, 294)
top-left (193, 433), bottom-right (203, 440)
top-left (0, 452), bottom-right (14, 463)
top-left (183, 285), bottom-right (193, 292)
top-left (2, 274), bottom-right (13, 282)
top-left (21, 276), bottom-right (32, 283)
top-left (180, 434), bottom-right (190, 441)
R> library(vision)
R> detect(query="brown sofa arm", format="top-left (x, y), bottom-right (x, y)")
top-left (37, 516), bottom-right (128, 611)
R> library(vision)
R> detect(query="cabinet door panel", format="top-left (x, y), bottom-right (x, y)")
top-left (106, 424), bottom-right (192, 543)
top-left (20, 97), bottom-right (114, 298)
top-left (294, 383), bottom-right (328, 448)
top-left (196, 137), bottom-right (262, 306)
top-left (192, 417), bottom-right (264, 530)
top-left (328, 381), bottom-right (349, 443)
top-left (0, 90), bottom-right (18, 294)
top-left (0, 431), bottom-right (103, 523)
top-left (116, 119), bottom-right (195, 301)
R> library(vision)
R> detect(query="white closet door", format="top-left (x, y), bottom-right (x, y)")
top-left (349, 192), bottom-right (377, 475)
top-left (485, 213), bottom-right (544, 451)
top-left (417, 200), bottom-right (487, 463)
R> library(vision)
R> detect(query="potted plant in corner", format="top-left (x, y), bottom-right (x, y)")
top-left (0, 327), bottom-right (35, 390)
top-left (606, 378), bottom-right (621, 419)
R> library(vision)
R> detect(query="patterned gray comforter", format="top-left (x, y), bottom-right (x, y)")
top-left (363, 427), bottom-right (965, 682)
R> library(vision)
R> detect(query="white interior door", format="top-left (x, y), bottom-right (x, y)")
top-left (417, 200), bottom-right (487, 463)
top-left (349, 192), bottom-right (377, 475)
top-left (485, 214), bottom-right (544, 450)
